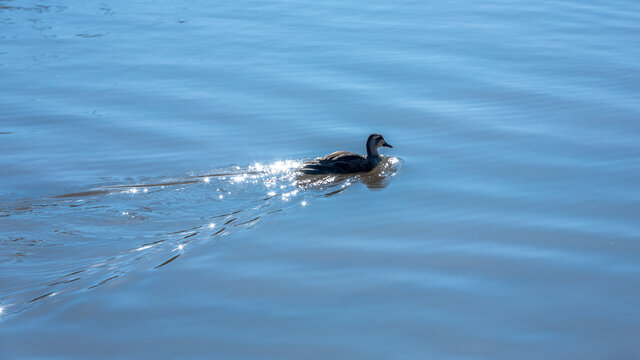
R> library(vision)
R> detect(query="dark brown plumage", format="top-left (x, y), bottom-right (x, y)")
top-left (300, 134), bottom-right (393, 175)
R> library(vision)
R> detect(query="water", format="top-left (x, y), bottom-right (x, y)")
top-left (1, 0), bottom-right (639, 358)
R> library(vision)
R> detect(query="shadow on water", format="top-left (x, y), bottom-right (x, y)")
top-left (0, 157), bottom-right (402, 318)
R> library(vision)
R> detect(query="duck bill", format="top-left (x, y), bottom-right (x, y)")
top-left (383, 143), bottom-right (393, 148)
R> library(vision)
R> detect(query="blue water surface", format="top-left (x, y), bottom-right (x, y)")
top-left (1, 0), bottom-right (640, 359)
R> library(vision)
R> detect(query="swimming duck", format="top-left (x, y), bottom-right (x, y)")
top-left (300, 133), bottom-right (393, 174)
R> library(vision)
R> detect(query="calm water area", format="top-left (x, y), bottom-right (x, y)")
top-left (1, 0), bottom-right (640, 358)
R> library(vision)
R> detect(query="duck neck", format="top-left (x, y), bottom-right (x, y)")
top-left (366, 143), bottom-right (380, 159)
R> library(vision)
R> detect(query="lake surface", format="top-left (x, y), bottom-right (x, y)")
top-left (1, 0), bottom-right (640, 358)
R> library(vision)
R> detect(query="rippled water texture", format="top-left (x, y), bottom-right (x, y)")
top-left (1, 158), bottom-right (401, 316)
top-left (1, 0), bottom-right (640, 359)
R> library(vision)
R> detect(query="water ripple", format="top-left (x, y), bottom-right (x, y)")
top-left (0, 157), bottom-right (401, 318)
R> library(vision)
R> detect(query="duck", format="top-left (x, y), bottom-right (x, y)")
top-left (300, 133), bottom-right (393, 175)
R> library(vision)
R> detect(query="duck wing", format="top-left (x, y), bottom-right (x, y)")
top-left (301, 152), bottom-right (369, 174)
top-left (317, 151), bottom-right (366, 163)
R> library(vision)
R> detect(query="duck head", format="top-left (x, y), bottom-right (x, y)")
top-left (366, 133), bottom-right (393, 157)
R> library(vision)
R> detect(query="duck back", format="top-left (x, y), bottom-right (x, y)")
top-left (319, 151), bottom-right (366, 162)
top-left (301, 152), bottom-right (377, 174)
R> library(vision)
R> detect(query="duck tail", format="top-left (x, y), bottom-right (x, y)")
top-left (300, 162), bottom-right (327, 175)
